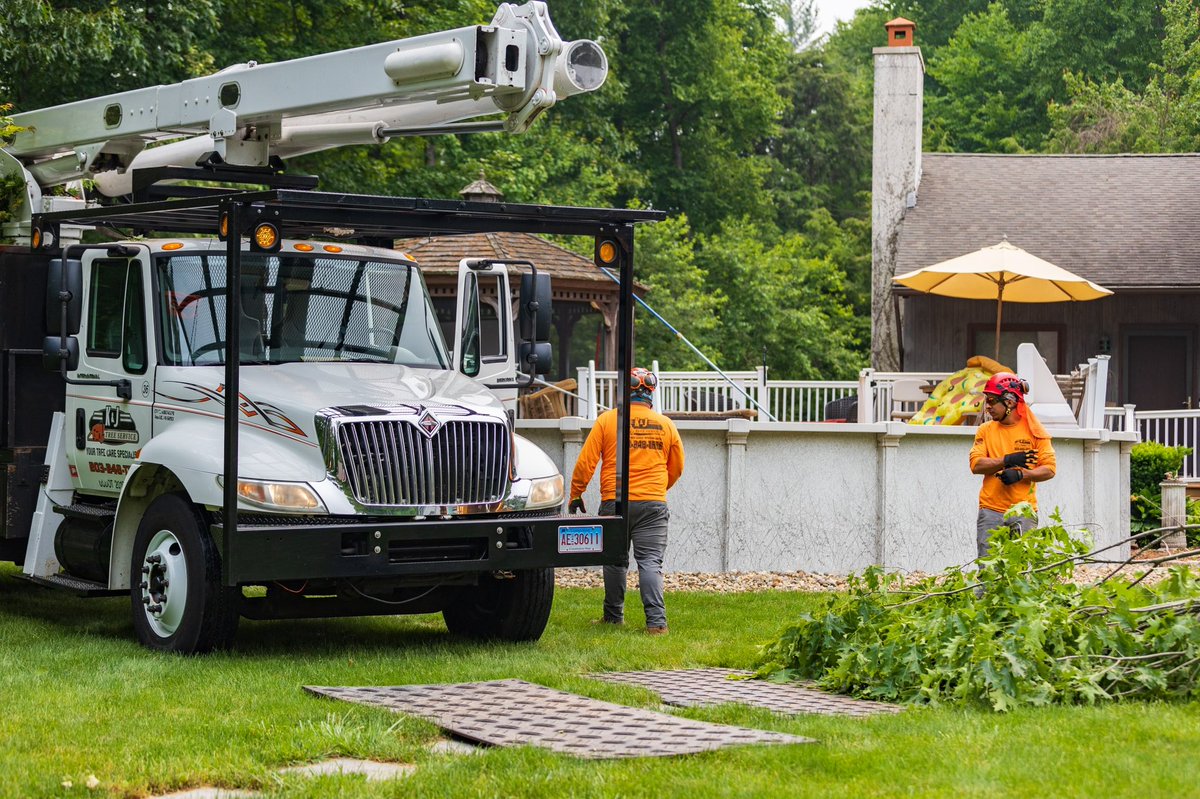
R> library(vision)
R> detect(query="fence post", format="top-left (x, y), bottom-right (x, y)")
top-left (651, 358), bottom-right (662, 413)
top-left (723, 418), bottom-right (751, 571)
top-left (756, 365), bottom-right (768, 420)
top-left (1160, 479), bottom-right (1188, 550)
top-left (857, 368), bottom-right (874, 424)
top-left (586, 360), bottom-right (598, 420)
top-left (1090, 355), bottom-right (1110, 429)
top-left (1124, 404), bottom-right (1137, 434)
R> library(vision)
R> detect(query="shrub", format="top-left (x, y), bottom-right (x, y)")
top-left (1128, 442), bottom-right (1193, 533)
top-left (756, 510), bottom-right (1200, 710)
top-left (1130, 442), bottom-right (1191, 497)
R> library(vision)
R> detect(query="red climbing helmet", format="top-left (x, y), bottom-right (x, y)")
top-left (983, 372), bottom-right (1029, 403)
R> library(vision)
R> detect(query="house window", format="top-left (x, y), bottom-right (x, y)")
top-left (969, 325), bottom-right (1063, 373)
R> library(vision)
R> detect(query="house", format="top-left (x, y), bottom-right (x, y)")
top-left (871, 21), bottom-right (1200, 412)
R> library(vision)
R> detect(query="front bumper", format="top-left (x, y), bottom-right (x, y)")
top-left (216, 513), bottom-right (628, 585)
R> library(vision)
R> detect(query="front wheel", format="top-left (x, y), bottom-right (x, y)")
top-left (442, 568), bottom-right (555, 642)
top-left (130, 493), bottom-right (239, 654)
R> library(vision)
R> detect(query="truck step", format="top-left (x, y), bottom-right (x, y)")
top-left (53, 502), bottom-right (118, 521)
top-left (19, 573), bottom-right (125, 597)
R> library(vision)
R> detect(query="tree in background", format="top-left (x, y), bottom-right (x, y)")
top-left (606, 0), bottom-right (790, 235)
top-left (0, 0), bottom-right (218, 110)
top-left (1047, 0), bottom-right (1200, 154)
top-left (631, 214), bottom-right (726, 371)
top-left (697, 217), bottom-right (862, 379)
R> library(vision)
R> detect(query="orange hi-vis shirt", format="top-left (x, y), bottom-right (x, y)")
top-left (969, 415), bottom-right (1056, 513)
top-left (570, 402), bottom-right (684, 503)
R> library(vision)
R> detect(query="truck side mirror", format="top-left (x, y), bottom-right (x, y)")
top-left (42, 335), bottom-right (79, 372)
top-left (45, 258), bottom-right (82, 335)
top-left (519, 272), bottom-right (552, 342)
top-left (519, 341), bottom-right (553, 375)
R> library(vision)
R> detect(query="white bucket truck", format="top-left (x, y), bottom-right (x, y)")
top-left (0, 2), bottom-right (657, 653)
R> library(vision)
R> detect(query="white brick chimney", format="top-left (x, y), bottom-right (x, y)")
top-left (870, 19), bottom-right (924, 371)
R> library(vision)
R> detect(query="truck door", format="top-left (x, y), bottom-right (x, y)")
top-left (65, 250), bottom-right (154, 497)
top-left (454, 260), bottom-right (518, 404)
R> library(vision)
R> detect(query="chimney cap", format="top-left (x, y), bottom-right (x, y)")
top-left (884, 16), bottom-right (916, 47)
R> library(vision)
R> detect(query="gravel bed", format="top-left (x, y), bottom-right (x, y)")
top-left (556, 555), bottom-right (1200, 594)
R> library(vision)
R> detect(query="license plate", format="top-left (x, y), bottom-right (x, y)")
top-left (558, 525), bottom-right (603, 554)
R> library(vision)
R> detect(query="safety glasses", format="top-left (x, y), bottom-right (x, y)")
top-left (629, 370), bottom-right (658, 391)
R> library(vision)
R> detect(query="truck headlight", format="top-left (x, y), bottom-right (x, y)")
top-left (527, 475), bottom-right (564, 508)
top-left (236, 479), bottom-right (326, 513)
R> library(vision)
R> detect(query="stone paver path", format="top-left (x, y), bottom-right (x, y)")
top-left (279, 757), bottom-right (415, 781)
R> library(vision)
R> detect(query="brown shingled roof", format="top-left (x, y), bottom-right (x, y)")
top-left (396, 231), bottom-right (645, 291)
top-left (895, 153), bottom-right (1200, 290)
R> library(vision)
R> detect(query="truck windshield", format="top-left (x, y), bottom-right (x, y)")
top-left (156, 253), bottom-right (450, 367)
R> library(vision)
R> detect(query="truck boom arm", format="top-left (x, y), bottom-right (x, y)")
top-left (2, 1), bottom-right (605, 204)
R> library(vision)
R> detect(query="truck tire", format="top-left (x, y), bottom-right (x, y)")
top-left (442, 568), bottom-right (555, 642)
top-left (129, 493), bottom-right (240, 654)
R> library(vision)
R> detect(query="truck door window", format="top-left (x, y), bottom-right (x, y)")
top-left (475, 273), bottom-right (507, 361)
top-left (87, 258), bottom-right (147, 374)
top-left (460, 272), bottom-right (481, 377)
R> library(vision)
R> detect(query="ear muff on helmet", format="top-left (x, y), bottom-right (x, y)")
top-left (630, 369), bottom-right (658, 392)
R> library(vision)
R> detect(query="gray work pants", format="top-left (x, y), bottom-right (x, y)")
top-left (976, 507), bottom-right (1036, 559)
top-left (599, 500), bottom-right (670, 628)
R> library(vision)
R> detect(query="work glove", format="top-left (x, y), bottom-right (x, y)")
top-left (1003, 450), bottom-right (1037, 468)
top-left (998, 468), bottom-right (1024, 485)
top-left (568, 497), bottom-right (586, 514)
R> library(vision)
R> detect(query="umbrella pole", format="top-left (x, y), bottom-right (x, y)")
top-left (994, 279), bottom-right (1005, 363)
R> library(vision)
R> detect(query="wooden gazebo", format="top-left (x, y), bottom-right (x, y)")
top-left (396, 175), bottom-right (644, 379)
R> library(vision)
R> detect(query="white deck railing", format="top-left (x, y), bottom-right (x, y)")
top-left (567, 362), bottom-right (1200, 475)
top-left (575, 362), bottom-right (858, 422)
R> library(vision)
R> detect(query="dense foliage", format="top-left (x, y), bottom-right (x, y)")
top-left (758, 511), bottom-right (1200, 710)
top-left (2, 0), bottom-right (1198, 376)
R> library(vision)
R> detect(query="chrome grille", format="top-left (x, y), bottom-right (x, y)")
top-left (335, 418), bottom-right (511, 507)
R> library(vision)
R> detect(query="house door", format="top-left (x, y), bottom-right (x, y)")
top-left (1124, 330), bottom-right (1193, 410)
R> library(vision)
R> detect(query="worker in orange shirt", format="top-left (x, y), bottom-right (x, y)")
top-left (969, 372), bottom-right (1056, 558)
top-left (569, 367), bottom-right (684, 634)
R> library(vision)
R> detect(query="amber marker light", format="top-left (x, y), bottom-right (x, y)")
top-left (598, 240), bottom-right (617, 264)
top-left (293, 243), bottom-right (314, 252)
top-left (162, 242), bottom-right (184, 251)
top-left (31, 228), bottom-right (41, 249)
top-left (254, 222), bottom-right (280, 251)
top-left (323, 244), bottom-right (343, 254)
top-left (218, 212), bottom-right (230, 239)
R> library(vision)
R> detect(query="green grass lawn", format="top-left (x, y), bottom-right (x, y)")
top-left (2, 562), bottom-right (1198, 799)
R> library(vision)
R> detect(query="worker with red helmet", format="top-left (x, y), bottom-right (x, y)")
top-left (569, 367), bottom-right (684, 635)
top-left (968, 371), bottom-right (1057, 557)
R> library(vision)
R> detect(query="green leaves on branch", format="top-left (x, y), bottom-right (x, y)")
top-left (757, 512), bottom-right (1200, 710)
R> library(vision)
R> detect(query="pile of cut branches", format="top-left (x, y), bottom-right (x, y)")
top-left (757, 510), bottom-right (1200, 710)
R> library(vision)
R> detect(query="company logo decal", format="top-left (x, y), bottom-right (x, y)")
top-left (89, 405), bottom-right (140, 445)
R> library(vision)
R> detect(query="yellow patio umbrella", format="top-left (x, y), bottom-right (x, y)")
top-left (893, 240), bottom-right (1113, 362)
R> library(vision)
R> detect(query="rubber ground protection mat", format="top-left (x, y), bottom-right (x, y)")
top-left (589, 668), bottom-right (903, 717)
top-left (304, 680), bottom-right (813, 759)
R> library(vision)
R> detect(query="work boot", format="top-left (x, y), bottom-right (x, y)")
top-left (645, 625), bottom-right (668, 636)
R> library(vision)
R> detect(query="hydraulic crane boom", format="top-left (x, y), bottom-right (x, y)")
top-left (1, 1), bottom-right (605, 224)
